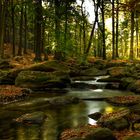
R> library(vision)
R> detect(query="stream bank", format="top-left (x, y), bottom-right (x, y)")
top-left (0, 59), bottom-right (140, 139)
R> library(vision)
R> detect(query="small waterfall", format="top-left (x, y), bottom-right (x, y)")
top-left (74, 75), bottom-right (110, 89)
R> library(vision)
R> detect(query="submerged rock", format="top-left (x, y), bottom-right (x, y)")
top-left (14, 111), bottom-right (46, 124)
top-left (4, 96), bottom-right (80, 111)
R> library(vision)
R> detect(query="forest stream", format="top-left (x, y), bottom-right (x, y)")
top-left (0, 76), bottom-right (135, 140)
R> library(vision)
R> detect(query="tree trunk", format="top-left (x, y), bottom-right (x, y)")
top-left (54, 0), bottom-right (63, 60)
top-left (116, 0), bottom-right (119, 58)
top-left (0, 1), bottom-right (5, 59)
top-left (18, 3), bottom-right (24, 56)
top-left (34, 0), bottom-right (42, 61)
top-left (24, 4), bottom-right (27, 54)
top-left (136, 12), bottom-right (139, 58)
top-left (11, 0), bottom-right (15, 57)
top-left (129, 10), bottom-right (134, 60)
top-left (86, 0), bottom-right (100, 55)
top-left (101, 0), bottom-right (106, 60)
top-left (112, 0), bottom-right (115, 59)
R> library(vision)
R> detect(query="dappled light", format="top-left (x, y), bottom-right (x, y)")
top-left (0, 0), bottom-right (140, 139)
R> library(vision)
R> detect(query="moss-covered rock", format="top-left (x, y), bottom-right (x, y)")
top-left (106, 96), bottom-right (140, 106)
top-left (119, 77), bottom-right (136, 90)
top-left (98, 109), bottom-right (130, 130)
top-left (127, 80), bottom-right (140, 93)
top-left (80, 67), bottom-right (107, 76)
top-left (60, 126), bottom-right (116, 140)
top-left (0, 69), bottom-right (23, 85)
top-left (107, 67), bottom-right (131, 78)
top-left (0, 60), bottom-right (14, 69)
top-left (15, 70), bottom-right (70, 90)
top-left (27, 60), bottom-right (70, 73)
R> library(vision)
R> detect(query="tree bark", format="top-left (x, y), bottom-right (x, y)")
top-left (116, 0), bottom-right (119, 58)
top-left (112, 0), bottom-right (115, 59)
top-left (101, 0), bottom-right (106, 59)
top-left (24, 4), bottom-right (27, 54)
top-left (34, 0), bottom-right (42, 61)
top-left (129, 10), bottom-right (134, 60)
top-left (0, 1), bottom-right (5, 59)
top-left (86, 0), bottom-right (100, 55)
top-left (11, 0), bottom-right (15, 57)
top-left (18, 2), bottom-right (24, 56)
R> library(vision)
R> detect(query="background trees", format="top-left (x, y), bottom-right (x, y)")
top-left (0, 0), bottom-right (140, 61)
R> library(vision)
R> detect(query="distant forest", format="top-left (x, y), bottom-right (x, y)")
top-left (0, 0), bottom-right (139, 61)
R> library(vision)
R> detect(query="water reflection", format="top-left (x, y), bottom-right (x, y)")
top-left (0, 102), bottom-right (89, 140)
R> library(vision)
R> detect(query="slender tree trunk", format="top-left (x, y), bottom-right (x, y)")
top-left (34, 0), bottom-right (42, 61)
top-left (11, 0), bottom-right (15, 57)
top-left (81, 0), bottom-right (86, 54)
top-left (129, 10), bottom-right (134, 60)
top-left (24, 4), bottom-right (27, 54)
top-left (42, 18), bottom-right (48, 60)
top-left (116, 0), bottom-right (119, 58)
top-left (136, 12), bottom-right (139, 58)
top-left (54, 0), bottom-right (62, 60)
top-left (63, 1), bottom-right (68, 59)
top-left (112, 0), bottom-right (115, 59)
top-left (86, 0), bottom-right (100, 55)
top-left (18, 3), bottom-right (24, 56)
top-left (0, 1), bottom-right (5, 59)
top-left (101, 0), bottom-right (106, 59)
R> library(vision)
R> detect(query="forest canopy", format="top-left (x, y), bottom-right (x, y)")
top-left (0, 0), bottom-right (140, 62)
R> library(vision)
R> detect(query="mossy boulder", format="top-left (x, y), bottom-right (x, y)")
top-left (98, 109), bottom-right (130, 130)
top-left (106, 96), bottom-right (140, 106)
top-left (127, 80), bottom-right (140, 93)
top-left (15, 70), bottom-right (71, 90)
top-left (81, 67), bottom-right (107, 76)
top-left (60, 126), bottom-right (116, 140)
top-left (0, 60), bottom-right (14, 69)
top-left (106, 60), bottom-right (127, 68)
top-left (119, 77), bottom-right (136, 90)
top-left (107, 67), bottom-right (131, 78)
top-left (0, 69), bottom-right (23, 85)
top-left (27, 60), bottom-right (70, 73)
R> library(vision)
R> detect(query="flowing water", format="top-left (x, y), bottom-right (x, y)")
top-left (0, 76), bottom-right (134, 140)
